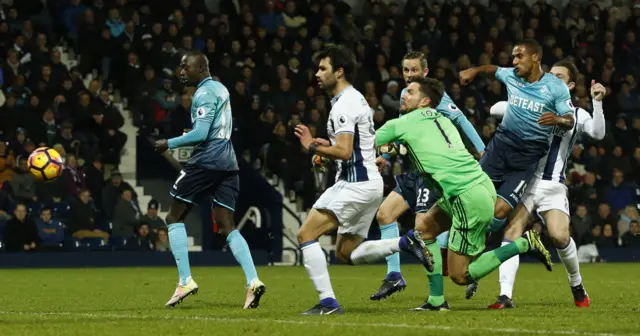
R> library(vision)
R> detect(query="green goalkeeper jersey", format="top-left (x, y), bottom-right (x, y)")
top-left (376, 107), bottom-right (489, 199)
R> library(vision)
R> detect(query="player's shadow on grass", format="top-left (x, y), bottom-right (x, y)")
top-left (340, 306), bottom-right (396, 314)
top-left (190, 300), bottom-right (245, 309)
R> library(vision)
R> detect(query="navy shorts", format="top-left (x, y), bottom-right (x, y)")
top-left (170, 164), bottom-right (239, 211)
top-left (393, 171), bottom-right (438, 213)
top-left (480, 132), bottom-right (546, 209)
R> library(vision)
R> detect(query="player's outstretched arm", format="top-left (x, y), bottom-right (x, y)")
top-left (459, 65), bottom-right (499, 85)
top-left (582, 80), bottom-right (606, 140)
top-left (295, 124), bottom-right (354, 161)
top-left (375, 119), bottom-right (399, 147)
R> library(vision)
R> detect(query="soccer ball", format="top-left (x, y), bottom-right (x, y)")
top-left (28, 147), bottom-right (64, 182)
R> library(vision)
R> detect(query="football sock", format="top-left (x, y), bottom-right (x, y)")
top-left (557, 238), bottom-right (582, 287)
top-left (350, 238), bottom-right (401, 265)
top-left (436, 231), bottom-right (449, 248)
top-left (227, 230), bottom-right (258, 287)
top-left (380, 222), bottom-right (401, 275)
top-left (468, 237), bottom-right (528, 281)
top-left (301, 241), bottom-right (336, 301)
top-left (425, 240), bottom-right (445, 306)
top-left (168, 223), bottom-right (191, 286)
top-left (498, 240), bottom-right (519, 298)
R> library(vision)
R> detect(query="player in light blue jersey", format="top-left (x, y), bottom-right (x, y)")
top-left (154, 51), bottom-right (266, 309)
top-left (457, 39), bottom-right (575, 298)
top-left (370, 51), bottom-right (486, 311)
top-left (478, 60), bottom-right (603, 309)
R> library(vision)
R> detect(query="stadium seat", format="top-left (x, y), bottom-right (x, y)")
top-left (64, 238), bottom-right (83, 251)
top-left (51, 202), bottom-right (70, 219)
top-left (83, 237), bottom-right (108, 251)
top-left (28, 202), bottom-right (42, 217)
top-left (109, 237), bottom-right (128, 250)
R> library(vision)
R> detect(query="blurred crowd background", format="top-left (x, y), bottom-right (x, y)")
top-left (0, 0), bottom-right (639, 254)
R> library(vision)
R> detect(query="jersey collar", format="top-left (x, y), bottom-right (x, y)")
top-left (197, 77), bottom-right (213, 89)
top-left (330, 85), bottom-right (353, 106)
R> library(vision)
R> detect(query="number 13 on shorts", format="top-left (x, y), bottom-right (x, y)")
top-left (416, 188), bottom-right (430, 207)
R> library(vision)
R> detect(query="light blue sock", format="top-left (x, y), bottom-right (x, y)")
top-left (436, 231), bottom-right (449, 248)
top-left (168, 223), bottom-right (191, 285)
top-left (227, 230), bottom-right (258, 287)
top-left (380, 222), bottom-right (401, 275)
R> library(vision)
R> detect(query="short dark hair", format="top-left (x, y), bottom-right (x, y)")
top-left (183, 50), bottom-right (209, 72)
top-left (515, 39), bottom-right (543, 57)
top-left (553, 59), bottom-right (579, 83)
top-left (407, 77), bottom-right (444, 108)
top-left (403, 51), bottom-right (428, 70)
top-left (314, 45), bottom-right (357, 83)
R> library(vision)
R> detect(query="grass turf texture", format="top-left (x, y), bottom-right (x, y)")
top-left (0, 264), bottom-right (637, 335)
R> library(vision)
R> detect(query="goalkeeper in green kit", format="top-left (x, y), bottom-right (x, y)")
top-left (349, 77), bottom-right (553, 295)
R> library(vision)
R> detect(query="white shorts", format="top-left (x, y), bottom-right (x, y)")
top-left (313, 179), bottom-right (384, 238)
top-left (521, 179), bottom-right (570, 222)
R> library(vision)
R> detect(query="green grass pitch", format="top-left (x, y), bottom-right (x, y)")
top-left (0, 263), bottom-right (638, 335)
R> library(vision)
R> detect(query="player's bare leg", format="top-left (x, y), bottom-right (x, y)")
top-left (298, 208), bottom-right (344, 315)
top-left (544, 209), bottom-right (590, 307)
top-left (411, 205), bottom-right (451, 311)
top-left (486, 204), bottom-right (529, 309)
top-left (371, 191), bottom-right (410, 300)
top-left (165, 198), bottom-right (199, 307)
top-left (215, 205), bottom-right (266, 309)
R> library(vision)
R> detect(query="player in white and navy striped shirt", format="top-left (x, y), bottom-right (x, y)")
top-left (470, 60), bottom-right (605, 309)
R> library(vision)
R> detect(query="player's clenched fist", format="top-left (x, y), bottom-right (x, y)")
top-left (459, 68), bottom-right (477, 86)
top-left (155, 139), bottom-right (169, 153)
top-left (590, 80), bottom-right (606, 101)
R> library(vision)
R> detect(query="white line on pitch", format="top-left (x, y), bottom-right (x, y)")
top-left (0, 311), bottom-right (624, 336)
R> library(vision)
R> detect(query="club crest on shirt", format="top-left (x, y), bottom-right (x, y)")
top-left (338, 115), bottom-right (347, 125)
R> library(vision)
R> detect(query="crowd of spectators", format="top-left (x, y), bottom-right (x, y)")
top-left (0, 0), bottom-right (167, 252)
top-left (1, 0), bottom-right (639, 254)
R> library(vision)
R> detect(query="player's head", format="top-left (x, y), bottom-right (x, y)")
top-left (179, 51), bottom-right (210, 85)
top-left (314, 45), bottom-right (356, 94)
top-left (512, 39), bottom-right (542, 79)
top-left (402, 51), bottom-right (429, 84)
top-left (550, 59), bottom-right (579, 91)
top-left (400, 77), bottom-right (444, 112)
